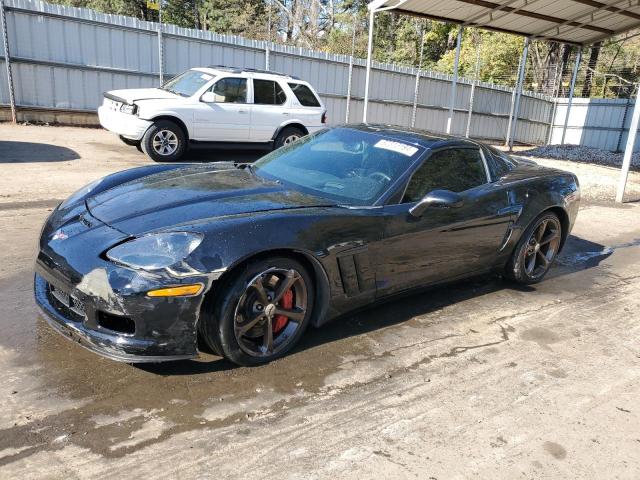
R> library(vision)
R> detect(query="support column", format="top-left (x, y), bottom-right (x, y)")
top-left (0, 0), bottom-right (16, 123)
top-left (508, 37), bottom-right (529, 150)
top-left (616, 86), bottom-right (640, 203)
top-left (363, 8), bottom-right (375, 123)
top-left (446, 26), bottom-right (463, 134)
top-left (560, 48), bottom-right (582, 145)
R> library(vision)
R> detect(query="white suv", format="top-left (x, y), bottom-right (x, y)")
top-left (98, 66), bottom-right (327, 162)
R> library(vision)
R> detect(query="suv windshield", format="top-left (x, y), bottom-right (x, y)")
top-left (161, 70), bottom-right (214, 97)
top-left (253, 128), bottom-right (425, 205)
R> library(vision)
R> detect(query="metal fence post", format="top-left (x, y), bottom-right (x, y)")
top-left (157, 28), bottom-right (164, 85)
top-left (411, 22), bottom-right (425, 128)
top-left (508, 37), bottom-right (529, 150)
top-left (345, 9), bottom-right (357, 124)
top-left (0, 0), bottom-right (17, 123)
top-left (446, 26), bottom-right (463, 134)
top-left (465, 43), bottom-right (481, 138)
top-left (265, 46), bottom-right (270, 70)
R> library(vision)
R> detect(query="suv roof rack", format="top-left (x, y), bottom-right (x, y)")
top-left (206, 65), bottom-right (300, 80)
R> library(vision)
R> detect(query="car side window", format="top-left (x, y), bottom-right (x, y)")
top-left (485, 146), bottom-right (518, 180)
top-left (402, 148), bottom-right (487, 203)
top-left (254, 79), bottom-right (287, 105)
top-left (211, 78), bottom-right (247, 103)
top-left (288, 83), bottom-right (321, 107)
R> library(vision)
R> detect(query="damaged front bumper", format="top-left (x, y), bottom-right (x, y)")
top-left (33, 205), bottom-right (212, 363)
top-left (34, 272), bottom-right (195, 363)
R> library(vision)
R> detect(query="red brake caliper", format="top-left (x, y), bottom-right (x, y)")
top-left (273, 289), bottom-right (293, 333)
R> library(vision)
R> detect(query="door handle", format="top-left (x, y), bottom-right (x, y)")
top-left (282, 112), bottom-right (289, 115)
top-left (238, 109), bottom-right (248, 114)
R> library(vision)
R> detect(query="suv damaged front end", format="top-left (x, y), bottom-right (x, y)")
top-left (34, 199), bottom-right (220, 362)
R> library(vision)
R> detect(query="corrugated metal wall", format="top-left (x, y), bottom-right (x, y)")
top-left (548, 98), bottom-right (640, 152)
top-left (0, 0), bottom-right (554, 144)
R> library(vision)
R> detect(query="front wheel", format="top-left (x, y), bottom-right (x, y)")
top-left (505, 212), bottom-right (562, 285)
top-left (141, 120), bottom-right (187, 162)
top-left (200, 257), bottom-right (314, 366)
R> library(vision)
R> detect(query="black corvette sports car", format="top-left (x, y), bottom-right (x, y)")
top-left (34, 125), bottom-right (580, 365)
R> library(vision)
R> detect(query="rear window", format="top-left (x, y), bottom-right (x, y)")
top-left (288, 83), bottom-right (321, 107)
top-left (254, 79), bottom-right (287, 105)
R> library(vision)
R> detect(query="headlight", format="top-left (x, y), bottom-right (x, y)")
top-left (106, 232), bottom-right (203, 270)
top-left (120, 103), bottom-right (137, 115)
top-left (59, 177), bottom-right (104, 209)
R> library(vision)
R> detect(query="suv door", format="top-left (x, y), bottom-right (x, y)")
top-left (250, 78), bottom-right (289, 142)
top-left (377, 147), bottom-right (513, 296)
top-left (193, 77), bottom-right (250, 141)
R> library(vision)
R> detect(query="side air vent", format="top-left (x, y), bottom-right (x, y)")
top-left (337, 251), bottom-right (375, 297)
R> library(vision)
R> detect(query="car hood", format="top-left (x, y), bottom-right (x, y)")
top-left (107, 88), bottom-right (177, 104)
top-left (86, 165), bottom-right (333, 235)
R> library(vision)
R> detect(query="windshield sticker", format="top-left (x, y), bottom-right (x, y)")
top-left (200, 74), bottom-right (213, 81)
top-left (374, 139), bottom-right (418, 157)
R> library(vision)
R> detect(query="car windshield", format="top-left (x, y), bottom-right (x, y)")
top-left (253, 128), bottom-right (425, 206)
top-left (160, 70), bottom-right (214, 97)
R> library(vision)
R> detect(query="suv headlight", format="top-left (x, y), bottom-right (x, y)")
top-left (106, 232), bottom-right (203, 270)
top-left (120, 103), bottom-right (137, 115)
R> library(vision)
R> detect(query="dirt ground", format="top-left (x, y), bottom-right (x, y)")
top-left (1, 123), bottom-right (639, 479)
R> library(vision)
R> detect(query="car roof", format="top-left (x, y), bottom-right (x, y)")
top-left (343, 124), bottom-right (483, 150)
top-left (192, 66), bottom-right (304, 82)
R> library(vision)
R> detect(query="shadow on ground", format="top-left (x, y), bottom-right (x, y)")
top-left (0, 141), bottom-right (80, 163)
top-left (139, 234), bottom-right (614, 376)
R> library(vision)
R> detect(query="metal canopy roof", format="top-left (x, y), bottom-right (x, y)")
top-left (368, 0), bottom-right (640, 46)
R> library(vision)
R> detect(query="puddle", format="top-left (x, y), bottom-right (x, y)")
top-left (558, 238), bottom-right (640, 267)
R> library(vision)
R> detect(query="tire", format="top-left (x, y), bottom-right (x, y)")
top-left (140, 120), bottom-right (187, 162)
top-left (119, 135), bottom-right (140, 147)
top-left (200, 256), bottom-right (315, 366)
top-left (505, 212), bottom-right (562, 285)
top-left (273, 126), bottom-right (305, 150)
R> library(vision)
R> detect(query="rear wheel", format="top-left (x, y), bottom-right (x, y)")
top-left (141, 120), bottom-right (186, 162)
top-left (200, 257), bottom-right (314, 366)
top-left (505, 212), bottom-right (562, 284)
top-left (274, 126), bottom-right (305, 150)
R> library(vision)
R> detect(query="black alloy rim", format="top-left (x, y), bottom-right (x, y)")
top-left (523, 217), bottom-right (561, 278)
top-left (233, 268), bottom-right (307, 357)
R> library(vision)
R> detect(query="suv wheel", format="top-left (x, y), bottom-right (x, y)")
top-left (141, 120), bottom-right (186, 162)
top-left (274, 126), bottom-right (305, 150)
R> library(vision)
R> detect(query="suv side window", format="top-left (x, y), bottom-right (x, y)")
top-left (402, 148), bottom-right (487, 203)
top-left (254, 79), bottom-right (287, 105)
top-left (211, 78), bottom-right (247, 103)
top-left (288, 83), bottom-right (321, 107)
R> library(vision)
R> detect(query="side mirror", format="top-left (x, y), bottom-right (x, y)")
top-left (201, 91), bottom-right (225, 103)
top-left (409, 189), bottom-right (463, 218)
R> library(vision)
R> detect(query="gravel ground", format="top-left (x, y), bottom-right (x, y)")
top-left (516, 144), bottom-right (640, 170)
